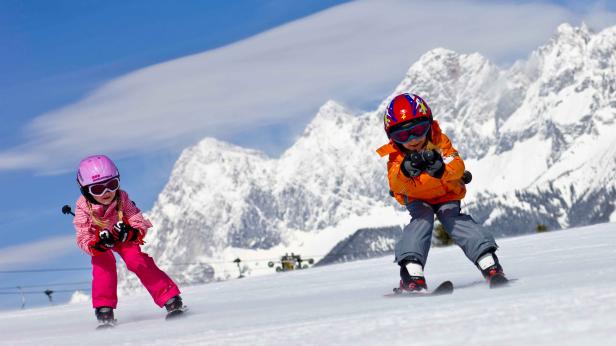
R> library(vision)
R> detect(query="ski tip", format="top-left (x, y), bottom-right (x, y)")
top-left (431, 280), bottom-right (454, 295)
top-left (439, 280), bottom-right (454, 289)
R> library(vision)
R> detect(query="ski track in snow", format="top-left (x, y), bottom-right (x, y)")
top-left (1, 223), bottom-right (615, 345)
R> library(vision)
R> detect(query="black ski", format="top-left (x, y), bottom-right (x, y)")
top-left (165, 306), bottom-right (189, 320)
top-left (489, 275), bottom-right (510, 289)
top-left (385, 280), bottom-right (454, 297)
top-left (95, 306), bottom-right (189, 329)
top-left (96, 320), bottom-right (117, 330)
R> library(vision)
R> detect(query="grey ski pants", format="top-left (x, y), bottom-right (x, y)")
top-left (394, 200), bottom-right (498, 266)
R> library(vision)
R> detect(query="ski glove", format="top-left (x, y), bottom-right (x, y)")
top-left (422, 150), bottom-right (445, 179)
top-left (112, 222), bottom-right (139, 243)
top-left (401, 151), bottom-right (427, 178)
top-left (89, 229), bottom-right (115, 254)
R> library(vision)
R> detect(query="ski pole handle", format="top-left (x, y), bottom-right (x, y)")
top-left (462, 170), bottom-right (472, 184)
top-left (62, 205), bottom-right (75, 216)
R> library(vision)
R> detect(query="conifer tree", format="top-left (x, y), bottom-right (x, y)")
top-left (434, 223), bottom-right (453, 246)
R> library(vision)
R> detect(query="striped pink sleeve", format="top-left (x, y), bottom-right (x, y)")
top-left (120, 191), bottom-right (153, 235)
top-left (73, 197), bottom-right (98, 256)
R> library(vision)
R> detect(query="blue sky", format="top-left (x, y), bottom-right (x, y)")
top-left (0, 0), bottom-right (614, 310)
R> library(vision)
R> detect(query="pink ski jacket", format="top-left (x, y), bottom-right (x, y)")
top-left (73, 190), bottom-right (153, 256)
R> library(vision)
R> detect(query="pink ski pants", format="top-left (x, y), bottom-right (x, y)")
top-left (91, 243), bottom-right (180, 308)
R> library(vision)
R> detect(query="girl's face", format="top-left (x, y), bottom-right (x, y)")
top-left (401, 135), bottom-right (427, 152)
top-left (92, 189), bottom-right (117, 205)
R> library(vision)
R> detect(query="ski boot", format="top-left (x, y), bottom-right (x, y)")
top-left (395, 276), bottom-right (428, 293)
top-left (164, 295), bottom-right (186, 320)
top-left (394, 259), bottom-right (428, 294)
top-left (477, 252), bottom-right (509, 288)
top-left (95, 307), bottom-right (116, 329)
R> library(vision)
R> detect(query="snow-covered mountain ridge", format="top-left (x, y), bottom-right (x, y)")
top-left (123, 23), bottom-right (616, 287)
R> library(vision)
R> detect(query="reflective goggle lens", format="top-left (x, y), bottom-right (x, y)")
top-left (390, 121), bottom-right (430, 144)
top-left (88, 177), bottom-right (120, 196)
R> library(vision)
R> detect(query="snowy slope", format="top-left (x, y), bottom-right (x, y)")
top-left (3, 224), bottom-right (616, 345)
top-left (127, 23), bottom-right (616, 288)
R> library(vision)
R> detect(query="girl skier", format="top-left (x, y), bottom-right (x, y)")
top-left (376, 93), bottom-right (508, 292)
top-left (72, 155), bottom-right (185, 326)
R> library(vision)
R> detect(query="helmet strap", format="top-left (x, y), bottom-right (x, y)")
top-left (427, 122), bottom-right (433, 142)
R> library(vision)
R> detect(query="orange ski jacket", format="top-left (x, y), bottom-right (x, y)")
top-left (376, 120), bottom-right (466, 205)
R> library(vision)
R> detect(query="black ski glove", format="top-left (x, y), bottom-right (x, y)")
top-left (421, 150), bottom-right (445, 179)
top-left (89, 229), bottom-right (115, 254)
top-left (401, 151), bottom-right (427, 178)
top-left (113, 222), bottom-right (139, 243)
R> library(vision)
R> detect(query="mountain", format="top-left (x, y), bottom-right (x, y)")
top-left (461, 23), bottom-right (616, 233)
top-left (315, 225), bottom-right (401, 266)
top-left (119, 23), bottom-right (616, 289)
top-left (5, 223), bottom-right (616, 345)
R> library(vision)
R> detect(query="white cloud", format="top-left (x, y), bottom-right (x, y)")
top-left (0, 236), bottom-right (75, 270)
top-left (1, 0), bottom-right (615, 172)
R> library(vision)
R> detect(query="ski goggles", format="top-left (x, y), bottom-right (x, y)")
top-left (389, 120), bottom-right (431, 144)
top-left (87, 177), bottom-right (120, 196)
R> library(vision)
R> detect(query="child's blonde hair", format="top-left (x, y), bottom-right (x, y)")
top-left (87, 192), bottom-right (123, 229)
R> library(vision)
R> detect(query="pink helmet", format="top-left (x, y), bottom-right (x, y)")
top-left (77, 155), bottom-right (119, 186)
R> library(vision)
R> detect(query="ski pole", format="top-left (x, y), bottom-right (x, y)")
top-left (61, 205), bottom-right (75, 216)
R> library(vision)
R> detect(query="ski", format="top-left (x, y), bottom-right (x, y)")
top-left (96, 320), bottom-right (117, 330)
top-left (385, 280), bottom-right (454, 297)
top-left (489, 275), bottom-right (510, 289)
top-left (166, 306), bottom-right (189, 320)
top-left (95, 306), bottom-right (189, 329)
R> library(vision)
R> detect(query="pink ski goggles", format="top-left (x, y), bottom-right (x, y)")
top-left (389, 120), bottom-right (431, 144)
top-left (87, 177), bottom-right (120, 196)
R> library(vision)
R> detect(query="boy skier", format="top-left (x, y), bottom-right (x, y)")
top-left (376, 93), bottom-right (508, 292)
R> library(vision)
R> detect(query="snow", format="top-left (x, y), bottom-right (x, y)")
top-left (465, 135), bottom-right (552, 195)
top-left (2, 223), bottom-right (615, 345)
top-left (548, 86), bottom-right (594, 125)
top-left (68, 291), bottom-right (90, 305)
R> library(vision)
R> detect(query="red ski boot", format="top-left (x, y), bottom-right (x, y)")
top-left (395, 259), bottom-right (428, 293)
top-left (478, 253), bottom-right (509, 288)
top-left (396, 276), bottom-right (428, 293)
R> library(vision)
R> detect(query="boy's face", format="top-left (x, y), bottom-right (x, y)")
top-left (92, 190), bottom-right (117, 205)
top-left (401, 135), bottom-right (427, 152)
